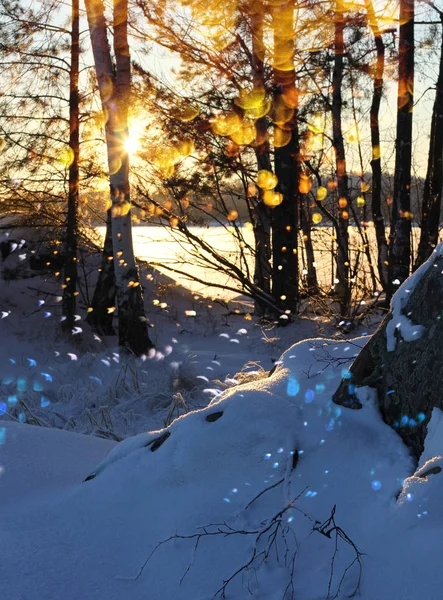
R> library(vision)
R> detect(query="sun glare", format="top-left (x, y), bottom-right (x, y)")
top-left (124, 132), bottom-right (141, 156)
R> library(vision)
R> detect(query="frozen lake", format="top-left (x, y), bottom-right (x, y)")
top-left (96, 225), bottom-right (257, 299)
top-left (96, 225), bottom-right (435, 300)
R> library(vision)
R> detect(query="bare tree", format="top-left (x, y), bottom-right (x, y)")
top-left (84, 0), bottom-right (153, 354)
top-left (389, 0), bottom-right (414, 295)
top-left (365, 0), bottom-right (390, 292)
top-left (271, 0), bottom-right (300, 313)
top-left (332, 0), bottom-right (351, 315)
top-left (415, 1), bottom-right (443, 269)
top-left (62, 0), bottom-right (80, 333)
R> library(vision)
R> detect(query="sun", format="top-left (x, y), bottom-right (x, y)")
top-left (124, 131), bottom-right (141, 156)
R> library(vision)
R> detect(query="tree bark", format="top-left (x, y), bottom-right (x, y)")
top-left (333, 245), bottom-right (443, 459)
top-left (85, 0), bottom-right (153, 354)
top-left (86, 209), bottom-right (116, 335)
top-left (389, 0), bottom-right (414, 296)
top-left (332, 0), bottom-right (350, 315)
top-left (414, 13), bottom-right (443, 269)
top-left (365, 0), bottom-right (389, 292)
top-left (62, 0), bottom-right (80, 334)
top-left (299, 193), bottom-right (318, 294)
top-left (271, 0), bottom-right (300, 313)
top-left (251, 3), bottom-right (272, 315)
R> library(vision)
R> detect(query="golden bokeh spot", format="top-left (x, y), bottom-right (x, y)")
top-left (299, 175), bottom-right (312, 194)
top-left (312, 212), bottom-right (322, 224)
top-left (230, 121), bottom-right (256, 146)
top-left (58, 146), bottom-right (75, 167)
top-left (211, 112), bottom-right (241, 137)
top-left (244, 98), bottom-right (271, 120)
top-left (244, 221), bottom-right (254, 231)
top-left (281, 88), bottom-right (298, 109)
top-left (339, 197), bottom-right (347, 208)
top-left (372, 145), bottom-right (381, 160)
top-left (272, 56), bottom-right (295, 71)
top-left (273, 127), bottom-right (291, 148)
top-left (342, 210), bottom-right (349, 220)
top-left (177, 138), bottom-right (195, 157)
top-left (357, 196), bottom-right (365, 207)
top-left (112, 201), bottom-right (131, 217)
top-left (247, 183), bottom-right (258, 197)
top-left (272, 97), bottom-right (294, 126)
top-left (170, 217), bottom-right (179, 227)
top-left (317, 186), bottom-right (327, 201)
top-left (235, 87), bottom-right (265, 110)
top-left (171, 104), bottom-right (200, 122)
top-left (153, 146), bottom-right (180, 178)
top-left (227, 210), bottom-right (238, 221)
top-left (107, 307), bottom-right (116, 314)
top-left (361, 181), bottom-right (370, 192)
top-left (257, 170), bottom-right (278, 190)
top-left (263, 190), bottom-right (283, 207)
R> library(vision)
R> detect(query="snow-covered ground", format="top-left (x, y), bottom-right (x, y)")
top-left (0, 227), bottom-right (441, 600)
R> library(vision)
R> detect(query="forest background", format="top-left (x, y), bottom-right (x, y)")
top-left (0, 0), bottom-right (441, 355)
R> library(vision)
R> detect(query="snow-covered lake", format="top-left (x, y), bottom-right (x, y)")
top-left (97, 224), bottom-right (428, 299)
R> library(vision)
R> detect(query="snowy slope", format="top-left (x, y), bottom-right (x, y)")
top-left (2, 337), bottom-right (441, 600)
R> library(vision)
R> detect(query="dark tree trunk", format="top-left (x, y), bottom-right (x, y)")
top-left (389, 0), bottom-right (414, 296)
top-left (252, 202), bottom-right (272, 315)
top-left (366, 0), bottom-right (389, 291)
top-left (86, 209), bottom-right (116, 335)
top-left (414, 14), bottom-right (443, 270)
top-left (332, 1), bottom-right (350, 314)
top-left (333, 246), bottom-right (443, 460)
top-left (271, 1), bottom-right (300, 313)
top-left (299, 193), bottom-right (318, 294)
top-left (251, 5), bottom-right (272, 315)
top-left (62, 0), bottom-right (80, 334)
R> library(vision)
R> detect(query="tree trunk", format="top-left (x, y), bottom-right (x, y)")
top-left (389, 0), bottom-right (414, 296)
top-left (333, 244), bottom-right (443, 459)
top-left (414, 14), bottom-right (443, 269)
top-left (332, 0), bottom-right (350, 315)
top-left (85, 0), bottom-right (153, 354)
top-left (299, 193), bottom-right (318, 294)
top-left (271, 0), bottom-right (300, 313)
top-left (251, 4), bottom-right (272, 316)
top-left (365, 0), bottom-right (389, 292)
top-left (62, 0), bottom-right (80, 334)
top-left (86, 208), bottom-right (116, 335)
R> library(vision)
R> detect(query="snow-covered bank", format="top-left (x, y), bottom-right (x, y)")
top-left (1, 335), bottom-right (442, 600)
top-left (1, 229), bottom-right (441, 600)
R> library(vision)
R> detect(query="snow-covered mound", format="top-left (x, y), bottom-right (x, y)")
top-left (1, 337), bottom-right (442, 600)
